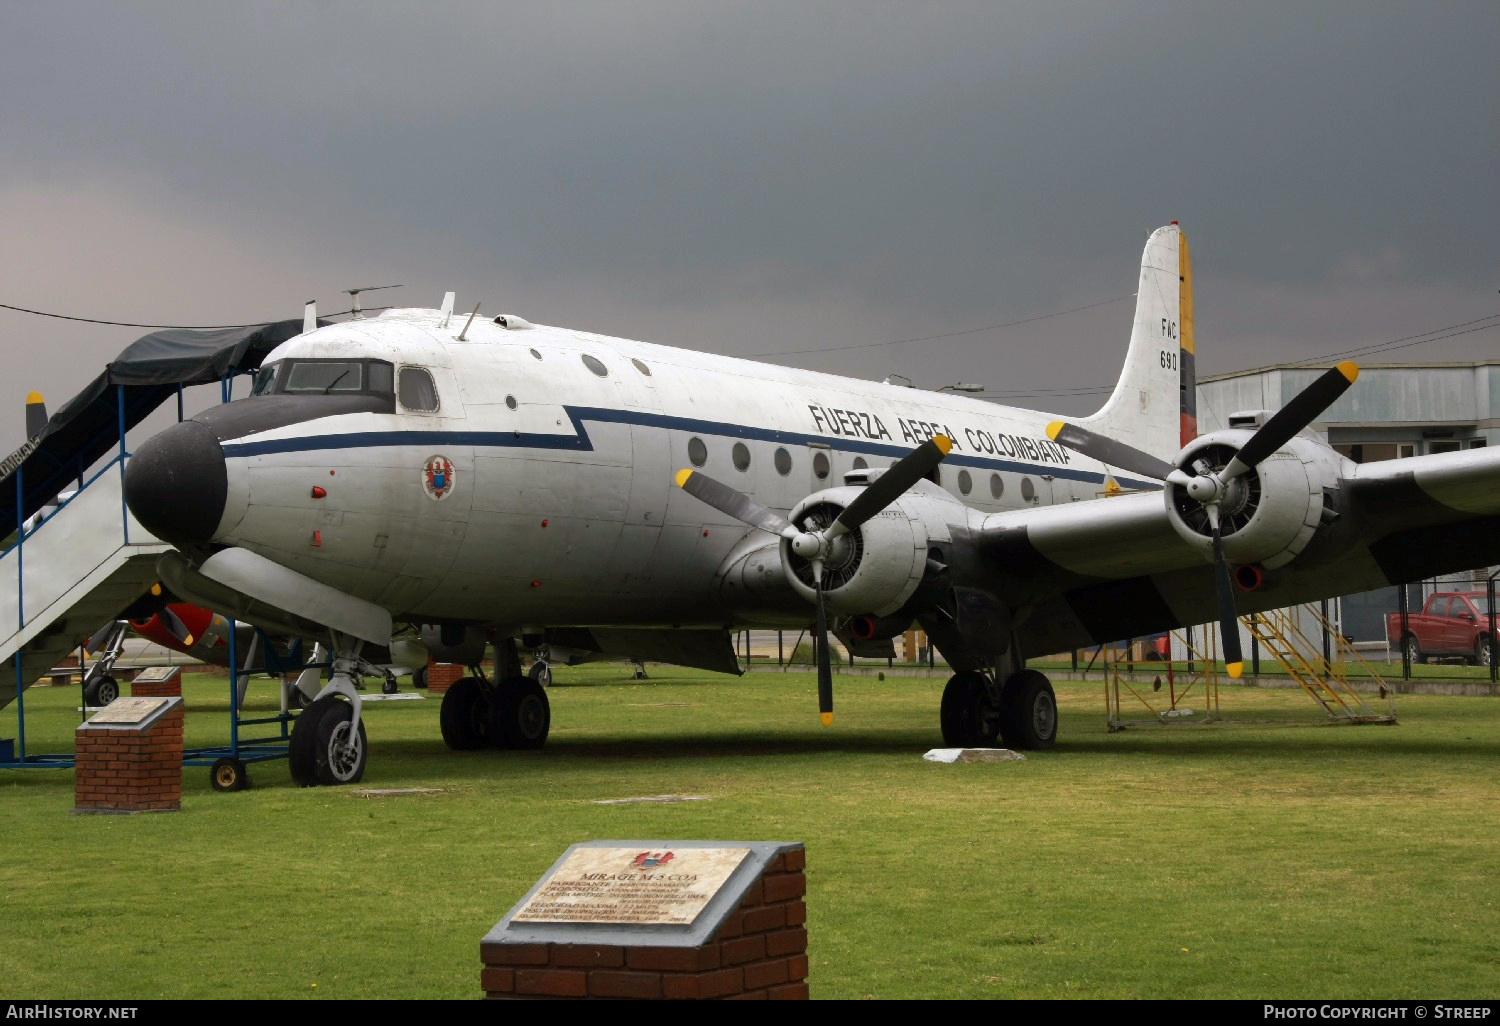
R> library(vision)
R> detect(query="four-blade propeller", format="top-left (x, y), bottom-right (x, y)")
top-left (1048, 362), bottom-right (1358, 679)
top-left (676, 435), bottom-right (952, 725)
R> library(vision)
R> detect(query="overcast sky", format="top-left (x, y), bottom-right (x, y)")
top-left (1, 2), bottom-right (1495, 454)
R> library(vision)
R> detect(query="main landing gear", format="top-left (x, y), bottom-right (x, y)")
top-left (439, 640), bottom-right (551, 753)
top-left (940, 668), bottom-right (1057, 750)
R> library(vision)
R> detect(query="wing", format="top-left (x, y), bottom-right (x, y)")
top-left (960, 444), bottom-right (1500, 661)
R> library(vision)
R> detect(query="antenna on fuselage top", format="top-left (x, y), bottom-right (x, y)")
top-left (440, 292), bottom-right (455, 329)
top-left (345, 284), bottom-right (402, 319)
top-left (303, 300), bottom-right (317, 335)
top-left (456, 302), bottom-right (481, 341)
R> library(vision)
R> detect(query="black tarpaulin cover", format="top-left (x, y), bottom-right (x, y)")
top-left (0, 319), bottom-right (308, 539)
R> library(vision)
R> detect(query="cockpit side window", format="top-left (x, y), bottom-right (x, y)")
top-left (250, 362), bottom-right (281, 396)
top-left (398, 367), bottom-right (440, 413)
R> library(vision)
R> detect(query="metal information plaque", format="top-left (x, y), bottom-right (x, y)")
top-left (512, 845), bottom-right (751, 926)
top-left (131, 666), bottom-right (181, 684)
top-left (88, 696), bottom-right (173, 726)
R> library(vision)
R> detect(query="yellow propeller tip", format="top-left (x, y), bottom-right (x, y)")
top-left (819, 712), bottom-right (834, 728)
top-left (150, 583), bottom-right (163, 596)
top-left (932, 435), bottom-right (952, 455)
top-left (1336, 361), bottom-right (1359, 383)
top-left (1045, 421), bottom-right (1064, 440)
top-left (1226, 661), bottom-right (1244, 680)
top-left (673, 468), bottom-right (693, 488)
top-left (183, 636), bottom-right (195, 647)
top-left (25, 391), bottom-right (44, 405)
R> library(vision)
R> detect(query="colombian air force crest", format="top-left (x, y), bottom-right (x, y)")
top-left (423, 455), bottom-right (456, 500)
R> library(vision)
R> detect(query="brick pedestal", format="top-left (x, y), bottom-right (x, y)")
top-left (130, 666), bottom-right (182, 698)
top-left (482, 841), bottom-right (808, 1000)
top-left (74, 696), bottom-right (184, 813)
top-left (426, 660), bottom-right (464, 695)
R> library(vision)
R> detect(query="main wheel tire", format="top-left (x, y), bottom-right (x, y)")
top-left (1404, 636), bottom-right (1424, 665)
top-left (210, 757), bottom-right (250, 792)
top-left (998, 669), bottom-right (1058, 751)
top-left (528, 661), bottom-right (552, 688)
top-left (410, 665), bottom-right (429, 690)
top-left (439, 676), bottom-right (492, 750)
top-left (289, 695), bottom-right (367, 786)
top-left (939, 671), bottom-right (1000, 747)
top-left (84, 674), bottom-right (119, 708)
top-left (1476, 637), bottom-right (1493, 668)
top-left (494, 676), bottom-right (550, 750)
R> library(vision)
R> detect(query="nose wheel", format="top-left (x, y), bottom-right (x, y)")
top-left (289, 694), bottom-right (368, 786)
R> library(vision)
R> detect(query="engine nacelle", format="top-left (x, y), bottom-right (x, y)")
top-left (1165, 430), bottom-right (1341, 569)
top-left (780, 486), bottom-right (935, 616)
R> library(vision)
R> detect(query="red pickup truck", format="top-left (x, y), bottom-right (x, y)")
top-left (1387, 592), bottom-right (1495, 666)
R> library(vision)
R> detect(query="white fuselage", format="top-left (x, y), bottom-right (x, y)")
top-left (215, 309), bottom-right (1131, 629)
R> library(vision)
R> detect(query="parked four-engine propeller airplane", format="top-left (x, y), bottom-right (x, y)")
top-left (119, 223), bottom-right (1500, 786)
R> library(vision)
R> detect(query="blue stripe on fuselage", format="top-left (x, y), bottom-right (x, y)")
top-left (219, 405), bottom-right (1154, 489)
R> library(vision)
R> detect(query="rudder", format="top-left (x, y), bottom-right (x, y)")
top-left (1078, 222), bottom-right (1197, 462)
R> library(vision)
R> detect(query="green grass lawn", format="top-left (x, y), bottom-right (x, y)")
top-left (2, 665), bottom-right (1498, 1000)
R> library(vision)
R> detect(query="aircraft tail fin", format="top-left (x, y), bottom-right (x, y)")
top-left (1078, 222), bottom-right (1197, 462)
top-left (25, 391), bottom-right (47, 441)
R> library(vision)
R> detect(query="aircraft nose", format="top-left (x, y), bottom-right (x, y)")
top-left (124, 420), bottom-right (228, 546)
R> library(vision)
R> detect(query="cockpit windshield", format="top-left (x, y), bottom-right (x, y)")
top-left (249, 359), bottom-right (395, 399)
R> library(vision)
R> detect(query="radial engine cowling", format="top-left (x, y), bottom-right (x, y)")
top-left (1165, 431), bottom-right (1337, 570)
top-left (781, 487), bottom-right (931, 616)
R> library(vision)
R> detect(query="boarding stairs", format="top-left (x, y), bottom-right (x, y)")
top-left (1243, 606), bottom-right (1397, 724)
top-left (0, 456), bottom-right (169, 712)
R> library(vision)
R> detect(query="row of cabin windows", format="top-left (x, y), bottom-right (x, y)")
top-left (684, 435), bottom-right (1037, 501)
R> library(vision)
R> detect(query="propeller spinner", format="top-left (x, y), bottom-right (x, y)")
top-left (675, 435), bottom-right (952, 725)
top-left (1047, 362), bottom-right (1358, 679)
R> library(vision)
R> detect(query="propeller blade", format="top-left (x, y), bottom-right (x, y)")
top-left (160, 606), bottom-right (196, 647)
top-left (1222, 362), bottom-right (1358, 478)
top-left (813, 561), bottom-right (833, 727)
top-left (84, 622), bottom-right (116, 654)
top-left (831, 435), bottom-right (952, 536)
top-left (1046, 422), bottom-right (1178, 482)
top-left (674, 468), bottom-right (798, 538)
top-left (1208, 514), bottom-right (1244, 679)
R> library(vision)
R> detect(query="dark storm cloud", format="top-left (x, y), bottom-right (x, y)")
top-left (0, 2), bottom-right (1495, 451)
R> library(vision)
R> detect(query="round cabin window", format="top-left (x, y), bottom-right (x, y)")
top-left (732, 442), bottom-right (751, 471)
top-left (582, 354), bottom-right (609, 377)
top-left (774, 448), bottom-right (793, 476)
top-left (688, 437), bottom-right (708, 467)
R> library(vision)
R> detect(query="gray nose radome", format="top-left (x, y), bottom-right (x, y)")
top-left (124, 420), bottom-right (228, 546)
